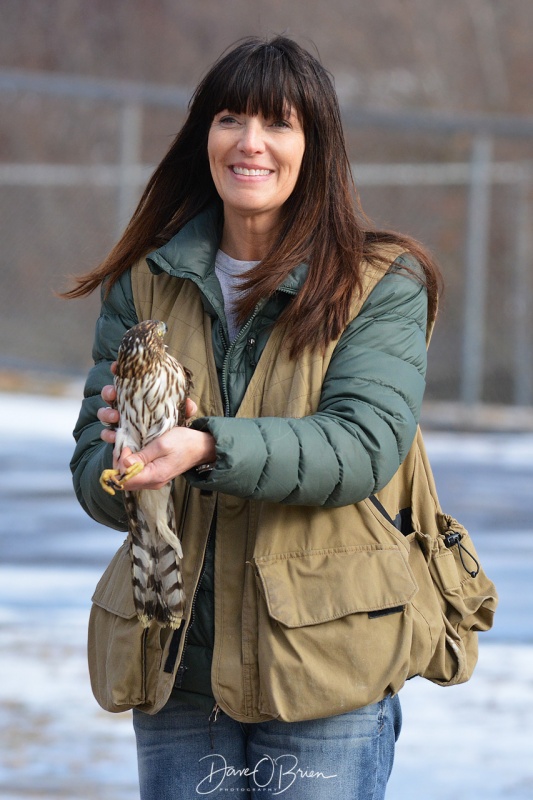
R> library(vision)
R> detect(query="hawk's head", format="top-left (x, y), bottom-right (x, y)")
top-left (116, 320), bottom-right (168, 378)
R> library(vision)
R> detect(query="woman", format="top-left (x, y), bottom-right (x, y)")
top-left (66, 35), bottom-right (440, 799)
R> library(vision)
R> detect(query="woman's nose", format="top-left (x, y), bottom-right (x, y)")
top-left (238, 118), bottom-right (265, 154)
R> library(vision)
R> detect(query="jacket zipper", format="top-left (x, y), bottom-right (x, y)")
top-left (221, 306), bottom-right (264, 417)
top-left (220, 281), bottom-right (297, 416)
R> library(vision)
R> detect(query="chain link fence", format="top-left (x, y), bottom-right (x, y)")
top-left (1, 68), bottom-right (532, 407)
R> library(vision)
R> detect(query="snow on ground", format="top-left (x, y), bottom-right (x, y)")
top-left (1, 393), bottom-right (532, 799)
top-left (0, 570), bottom-right (137, 800)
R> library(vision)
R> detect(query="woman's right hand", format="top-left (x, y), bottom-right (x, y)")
top-left (98, 381), bottom-right (119, 444)
top-left (98, 361), bottom-right (119, 443)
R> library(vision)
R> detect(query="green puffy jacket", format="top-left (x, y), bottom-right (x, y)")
top-left (72, 207), bottom-right (428, 711)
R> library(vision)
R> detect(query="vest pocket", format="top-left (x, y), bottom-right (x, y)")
top-left (88, 541), bottom-right (164, 712)
top-left (253, 545), bottom-right (422, 721)
top-left (255, 545), bottom-right (417, 626)
top-left (410, 516), bottom-right (497, 686)
top-left (432, 515), bottom-right (496, 636)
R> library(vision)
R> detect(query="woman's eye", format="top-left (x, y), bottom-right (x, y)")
top-left (271, 119), bottom-right (291, 129)
top-left (219, 115), bottom-right (239, 125)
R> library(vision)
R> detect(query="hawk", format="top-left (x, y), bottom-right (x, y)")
top-left (99, 319), bottom-right (193, 629)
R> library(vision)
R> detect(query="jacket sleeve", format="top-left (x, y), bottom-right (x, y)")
top-left (187, 258), bottom-right (428, 507)
top-left (70, 271), bottom-right (139, 530)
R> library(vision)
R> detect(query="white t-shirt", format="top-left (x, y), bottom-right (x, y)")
top-left (214, 249), bottom-right (260, 342)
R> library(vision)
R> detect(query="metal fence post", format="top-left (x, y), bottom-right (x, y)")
top-left (461, 135), bottom-right (493, 405)
top-left (117, 102), bottom-right (143, 236)
top-left (513, 173), bottom-right (533, 405)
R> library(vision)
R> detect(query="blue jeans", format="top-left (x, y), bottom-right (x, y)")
top-left (133, 693), bottom-right (402, 799)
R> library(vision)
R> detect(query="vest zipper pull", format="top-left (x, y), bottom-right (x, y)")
top-left (246, 336), bottom-right (257, 367)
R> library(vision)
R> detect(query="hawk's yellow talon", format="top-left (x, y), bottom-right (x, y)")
top-left (100, 468), bottom-right (120, 495)
top-left (120, 461), bottom-right (145, 482)
top-left (99, 462), bottom-right (145, 495)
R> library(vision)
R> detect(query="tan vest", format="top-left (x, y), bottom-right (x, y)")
top-left (88, 248), bottom-right (497, 722)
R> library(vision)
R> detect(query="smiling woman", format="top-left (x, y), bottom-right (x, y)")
top-left (62, 34), bottom-right (443, 800)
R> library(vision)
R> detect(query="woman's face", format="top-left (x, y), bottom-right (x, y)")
top-left (207, 107), bottom-right (305, 229)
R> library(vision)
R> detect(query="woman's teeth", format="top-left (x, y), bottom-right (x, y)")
top-left (232, 167), bottom-right (271, 176)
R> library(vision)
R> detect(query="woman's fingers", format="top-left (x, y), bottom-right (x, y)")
top-left (99, 380), bottom-right (119, 443)
top-left (100, 426), bottom-right (116, 444)
top-left (99, 369), bottom-right (119, 443)
top-left (101, 384), bottom-right (116, 404)
top-left (98, 405), bottom-right (119, 424)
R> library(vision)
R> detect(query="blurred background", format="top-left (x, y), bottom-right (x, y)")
top-left (1, 0), bottom-right (532, 410)
top-left (1, 2), bottom-right (532, 799)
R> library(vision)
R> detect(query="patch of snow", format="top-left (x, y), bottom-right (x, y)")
top-left (0, 392), bottom-right (83, 442)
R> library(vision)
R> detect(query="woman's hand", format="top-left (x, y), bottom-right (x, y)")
top-left (116, 426), bottom-right (216, 490)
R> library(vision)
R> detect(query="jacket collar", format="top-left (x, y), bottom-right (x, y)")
top-left (145, 205), bottom-right (309, 298)
top-left (146, 205), bottom-right (222, 283)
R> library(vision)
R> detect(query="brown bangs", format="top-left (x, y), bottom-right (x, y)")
top-left (191, 39), bottom-right (307, 126)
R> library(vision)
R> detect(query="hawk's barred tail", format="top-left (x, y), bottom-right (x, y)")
top-left (130, 537), bottom-right (186, 629)
top-left (152, 539), bottom-right (186, 628)
top-left (125, 491), bottom-right (186, 629)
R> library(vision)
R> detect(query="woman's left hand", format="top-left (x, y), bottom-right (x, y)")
top-left (116, 426), bottom-right (216, 491)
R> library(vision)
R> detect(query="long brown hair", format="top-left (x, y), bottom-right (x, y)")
top-left (62, 35), bottom-right (441, 357)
